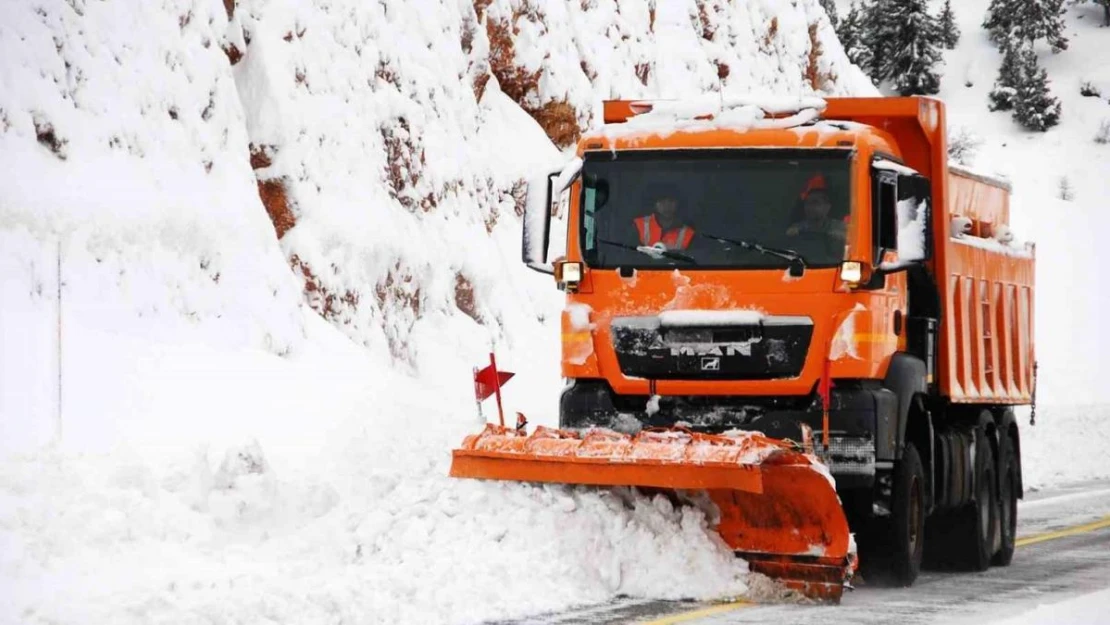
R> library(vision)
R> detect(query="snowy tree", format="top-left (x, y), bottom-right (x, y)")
top-left (820, 0), bottom-right (840, 28)
top-left (939, 0), bottom-right (961, 48)
top-left (983, 0), bottom-right (1018, 44)
top-left (984, 0), bottom-right (1069, 52)
top-left (837, 2), bottom-right (874, 70)
top-left (1012, 46), bottom-right (1062, 130)
top-left (988, 38), bottom-right (1023, 110)
top-left (861, 0), bottom-right (899, 80)
top-left (987, 36), bottom-right (1062, 130)
top-left (1019, 0), bottom-right (1070, 52)
top-left (884, 0), bottom-right (944, 94)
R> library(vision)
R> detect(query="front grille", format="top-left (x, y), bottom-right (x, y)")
top-left (610, 315), bottom-right (813, 380)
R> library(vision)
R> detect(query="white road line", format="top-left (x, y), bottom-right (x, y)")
top-left (1018, 487), bottom-right (1110, 510)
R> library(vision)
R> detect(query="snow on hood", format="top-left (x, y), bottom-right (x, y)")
top-left (659, 309), bottom-right (765, 327)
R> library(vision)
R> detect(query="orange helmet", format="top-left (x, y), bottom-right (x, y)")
top-left (800, 173), bottom-right (827, 199)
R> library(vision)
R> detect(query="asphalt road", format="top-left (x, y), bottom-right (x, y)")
top-left (499, 479), bottom-right (1110, 625)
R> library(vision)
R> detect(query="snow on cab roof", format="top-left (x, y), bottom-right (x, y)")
top-left (592, 95), bottom-right (827, 145)
top-left (586, 95), bottom-right (879, 149)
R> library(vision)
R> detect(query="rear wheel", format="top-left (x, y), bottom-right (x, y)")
top-left (957, 426), bottom-right (998, 571)
top-left (890, 442), bottom-right (926, 585)
top-left (992, 432), bottom-right (1019, 566)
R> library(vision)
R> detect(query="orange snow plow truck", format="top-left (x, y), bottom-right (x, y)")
top-left (450, 97), bottom-right (1035, 601)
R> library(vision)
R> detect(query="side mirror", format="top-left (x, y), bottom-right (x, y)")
top-left (875, 258), bottom-right (925, 278)
top-left (522, 158), bottom-right (582, 276)
top-left (895, 175), bottom-right (933, 263)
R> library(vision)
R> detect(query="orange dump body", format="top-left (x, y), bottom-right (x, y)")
top-left (941, 167), bottom-right (1035, 403)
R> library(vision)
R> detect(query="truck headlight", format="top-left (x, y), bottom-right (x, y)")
top-left (839, 261), bottom-right (864, 285)
top-left (556, 261), bottom-right (582, 290)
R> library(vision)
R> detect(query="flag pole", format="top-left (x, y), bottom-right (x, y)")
top-left (489, 352), bottom-right (506, 428)
top-left (472, 366), bottom-right (484, 423)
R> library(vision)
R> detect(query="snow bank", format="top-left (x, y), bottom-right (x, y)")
top-left (0, 0), bottom-right (880, 622)
top-left (1019, 403), bottom-right (1110, 490)
top-left (0, 0), bottom-right (308, 452)
top-left (0, 0), bottom-right (307, 352)
top-left (987, 587), bottom-right (1110, 625)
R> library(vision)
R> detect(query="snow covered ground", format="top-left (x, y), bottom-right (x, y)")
top-left (930, 0), bottom-right (1110, 408)
top-left (0, 1), bottom-right (865, 623)
top-left (1, 0), bottom-right (1109, 623)
top-left (991, 588), bottom-right (1110, 625)
top-left (828, 0), bottom-right (1110, 487)
top-left (929, 0), bottom-right (1110, 491)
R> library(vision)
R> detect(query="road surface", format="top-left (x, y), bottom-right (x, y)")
top-left (496, 479), bottom-right (1110, 625)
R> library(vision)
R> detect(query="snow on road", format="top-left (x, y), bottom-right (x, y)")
top-left (989, 588), bottom-right (1110, 625)
top-left (525, 479), bottom-right (1110, 625)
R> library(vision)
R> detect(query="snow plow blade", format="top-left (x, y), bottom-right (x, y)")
top-left (450, 424), bottom-right (854, 602)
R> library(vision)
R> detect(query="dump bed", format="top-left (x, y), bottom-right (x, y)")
top-left (938, 166), bottom-right (1035, 403)
top-left (820, 97), bottom-right (1036, 405)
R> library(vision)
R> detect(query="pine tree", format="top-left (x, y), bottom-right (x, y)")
top-left (820, 0), bottom-right (840, 28)
top-left (983, 0), bottom-right (1018, 45)
top-left (987, 38), bottom-right (1023, 111)
top-left (861, 0), bottom-right (899, 80)
top-left (837, 2), bottom-right (873, 70)
top-left (1017, 0), bottom-right (1069, 52)
top-left (1012, 46), bottom-right (1061, 130)
top-left (984, 0), bottom-right (1068, 52)
top-left (837, 2), bottom-right (860, 52)
top-left (885, 0), bottom-right (944, 95)
top-left (939, 0), bottom-right (960, 49)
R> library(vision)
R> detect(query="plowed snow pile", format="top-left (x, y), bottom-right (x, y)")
top-left (0, 0), bottom-right (868, 623)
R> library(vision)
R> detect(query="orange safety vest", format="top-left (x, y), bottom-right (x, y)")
top-left (634, 215), bottom-right (695, 250)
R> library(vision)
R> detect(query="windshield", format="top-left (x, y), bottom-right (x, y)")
top-left (581, 149), bottom-right (852, 269)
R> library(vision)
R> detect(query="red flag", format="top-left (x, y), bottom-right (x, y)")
top-left (473, 363), bottom-right (514, 402)
top-left (474, 353), bottom-right (513, 428)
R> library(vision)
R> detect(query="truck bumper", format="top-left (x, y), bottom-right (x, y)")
top-left (559, 378), bottom-right (896, 488)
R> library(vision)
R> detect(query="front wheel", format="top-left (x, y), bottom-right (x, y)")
top-left (890, 442), bottom-right (926, 585)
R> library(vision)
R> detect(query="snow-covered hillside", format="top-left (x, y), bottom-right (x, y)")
top-left (830, 0), bottom-right (1110, 485)
top-left (0, 1), bottom-right (874, 623)
top-left (931, 0), bottom-right (1110, 488)
top-left (931, 0), bottom-right (1110, 407)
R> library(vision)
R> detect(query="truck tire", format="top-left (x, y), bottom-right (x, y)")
top-left (992, 433), bottom-right (1018, 566)
top-left (890, 442), bottom-right (926, 585)
top-left (957, 428), bottom-right (998, 571)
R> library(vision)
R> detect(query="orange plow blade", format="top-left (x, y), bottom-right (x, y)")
top-left (450, 424), bottom-right (854, 602)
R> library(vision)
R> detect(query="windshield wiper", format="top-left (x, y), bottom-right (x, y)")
top-left (597, 238), bottom-right (697, 264)
top-left (699, 233), bottom-right (807, 276)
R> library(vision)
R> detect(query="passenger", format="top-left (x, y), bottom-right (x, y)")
top-left (633, 186), bottom-right (696, 251)
top-left (786, 174), bottom-right (846, 242)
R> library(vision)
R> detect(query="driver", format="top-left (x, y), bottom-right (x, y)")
top-left (633, 185), bottom-right (696, 251)
top-left (786, 174), bottom-right (846, 242)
